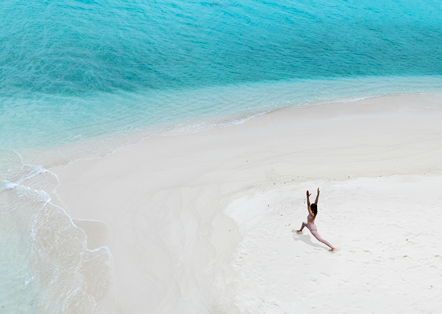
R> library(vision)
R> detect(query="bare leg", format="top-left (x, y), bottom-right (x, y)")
top-left (310, 229), bottom-right (335, 251)
top-left (297, 222), bottom-right (307, 233)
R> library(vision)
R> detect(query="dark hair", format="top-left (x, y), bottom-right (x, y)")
top-left (311, 203), bottom-right (318, 217)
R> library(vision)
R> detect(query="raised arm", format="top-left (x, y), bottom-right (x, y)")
top-left (306, 190), bottom-right (314, 217)
top-left (315, 188), bottom-right (320, 204)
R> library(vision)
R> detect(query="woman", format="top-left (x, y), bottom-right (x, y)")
top-left (297, 188), bottom-right (336, 252)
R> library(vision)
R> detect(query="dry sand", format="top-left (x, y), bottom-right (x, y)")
top-left (51, 93), bottom-right (442, 313)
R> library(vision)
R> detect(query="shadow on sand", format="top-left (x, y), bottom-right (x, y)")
top-left (292, 231), bottom-right (323, 249)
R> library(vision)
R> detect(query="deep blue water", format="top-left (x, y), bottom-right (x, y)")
top-left (1, 0), bottom-right (442, 312)
top-left (2, 0), bottom-right (442, 95)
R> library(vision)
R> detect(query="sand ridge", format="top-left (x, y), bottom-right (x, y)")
top-left (227, 176), bottom-right (442, 313)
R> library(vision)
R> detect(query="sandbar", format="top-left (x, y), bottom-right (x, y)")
top-left (51, 93), bottom-right (442, 313)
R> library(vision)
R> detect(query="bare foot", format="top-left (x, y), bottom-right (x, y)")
top-left (331, 247), bottom-right (337, 252)
top-left (296, 230), bottom-right (303, 233)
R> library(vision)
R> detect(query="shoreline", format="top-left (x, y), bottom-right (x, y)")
top-left (50, 93), bottom-right (442, 313)
top-left (13, 81), bottom-right (442, 168)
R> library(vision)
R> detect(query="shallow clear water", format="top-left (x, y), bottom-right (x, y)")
top-left (1, 0), bottom-right (442, 312)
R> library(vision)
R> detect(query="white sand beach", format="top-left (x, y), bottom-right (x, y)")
top-left (51, 93), bottom-right (442, 313)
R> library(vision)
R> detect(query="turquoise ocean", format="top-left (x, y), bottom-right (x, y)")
top-left (1, 0), bottom-right (442, 312)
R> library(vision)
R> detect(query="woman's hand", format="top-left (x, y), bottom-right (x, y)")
top-left (306, 190), bottom-right (311, 197)
top-left (317, 188), bottom-right (320, 194)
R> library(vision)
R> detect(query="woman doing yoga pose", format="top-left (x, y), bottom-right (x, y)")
top-left (297, 188), bottom-right (336, 252)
